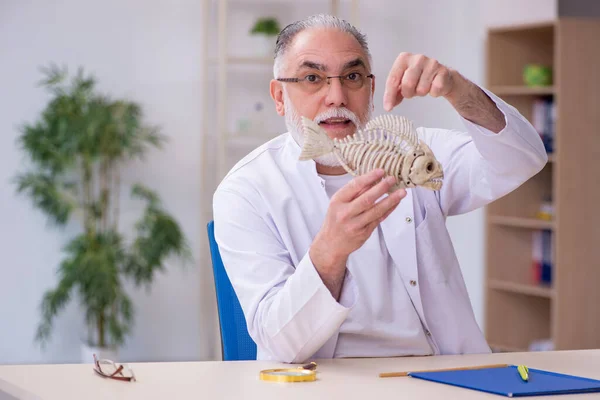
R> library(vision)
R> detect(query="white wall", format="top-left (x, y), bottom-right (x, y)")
top-left (482, 0), bottom-right (557, 27)
top-left (0, 0), bottom-right (556, 365)
top-left (0, 0), bottom-right (218, 364)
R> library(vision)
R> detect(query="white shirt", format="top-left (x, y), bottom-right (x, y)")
top-left (318, 172), bottom-right (433, 358)
top-left (213, 87), bottom-right (548, 363)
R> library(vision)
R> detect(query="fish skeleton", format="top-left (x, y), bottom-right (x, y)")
top-left (299, 114), bottom-right (444, 191)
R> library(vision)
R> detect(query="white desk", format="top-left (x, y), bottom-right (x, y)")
top-left (1, 350), bottom-right (600, 399)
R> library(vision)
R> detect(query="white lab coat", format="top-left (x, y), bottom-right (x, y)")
top-left (213, 88), bottom-right (548, 363)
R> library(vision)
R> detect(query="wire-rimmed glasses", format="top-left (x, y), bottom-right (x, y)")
top-left (93, 353), bottom-right (136, 382)
top-left (276, 72), bottom-right (374, 94)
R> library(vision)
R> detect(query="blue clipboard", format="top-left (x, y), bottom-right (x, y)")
top-left (409, 365), bottom-right (600, 397)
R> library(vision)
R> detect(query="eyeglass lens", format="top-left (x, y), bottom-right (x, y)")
top-left (300, 73), bottom-right (369, 92)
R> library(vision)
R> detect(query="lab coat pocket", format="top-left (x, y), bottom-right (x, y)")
top-left (415, 203), bottom-right (452, 284)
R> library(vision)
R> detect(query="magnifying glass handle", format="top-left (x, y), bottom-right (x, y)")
top-left (301, 362), bottom-right (317, 371)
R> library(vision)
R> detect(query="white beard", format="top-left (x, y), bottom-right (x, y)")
top-left (284, 89), bottom-right (373, 168)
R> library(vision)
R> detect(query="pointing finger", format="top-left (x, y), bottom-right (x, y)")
top-left (384, 54), bottom-right (410, 111)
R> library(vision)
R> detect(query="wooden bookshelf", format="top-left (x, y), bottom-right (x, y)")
top-left (484, 18), bottom-right (600, 353)
top-left (489, 85), bottom-right (555, 96)
top-left (489, 216), bottom-right (554, 230)
top-left (488, 279), bottom-right (554, 299)
top-left (489, 343), bottom-right (527, 353)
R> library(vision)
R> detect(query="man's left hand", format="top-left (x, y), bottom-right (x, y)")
top-left (383, 52), bottom-right (455, 112)
top-left (382, 52), bottom-right (505, 133)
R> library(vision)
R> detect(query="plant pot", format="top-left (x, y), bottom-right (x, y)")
top-left (250, 35), bottom-right (277, 58)
top-left (81, 342), bottom-right (118, 364)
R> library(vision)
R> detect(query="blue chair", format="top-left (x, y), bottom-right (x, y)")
top-left (207, 220), bottom-right (257, 361)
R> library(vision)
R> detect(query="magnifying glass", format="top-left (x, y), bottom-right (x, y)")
top-left (259, 362), bottom-right (318, 383)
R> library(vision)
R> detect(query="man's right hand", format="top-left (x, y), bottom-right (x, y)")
top-left (309, 169), bottom-right (407, 299)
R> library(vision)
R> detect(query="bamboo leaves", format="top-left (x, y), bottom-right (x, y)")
top-left (15, 65), bottom-right (189, 349)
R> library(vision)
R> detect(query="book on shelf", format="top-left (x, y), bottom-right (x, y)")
top-left (529, 338), bottom-right (554, 352)
top-left (532, 229), bottom-right (553, 285)
top-left (531, 97), bottom-right (555, 154)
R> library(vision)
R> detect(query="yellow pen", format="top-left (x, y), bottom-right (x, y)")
top-left (517, 365), bottom-right (529, 382)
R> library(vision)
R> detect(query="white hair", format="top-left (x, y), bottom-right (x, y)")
top-left (272, 14), bottom-right (372, 78)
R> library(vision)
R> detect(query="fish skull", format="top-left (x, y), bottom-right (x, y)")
top-left (407, 143), bottom-right (444, 190)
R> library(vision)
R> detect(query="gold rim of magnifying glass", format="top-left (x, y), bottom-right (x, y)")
top-left (259, 362), bottom-right (318, 383)
top-left (259, 368), bottom-right (317, 382)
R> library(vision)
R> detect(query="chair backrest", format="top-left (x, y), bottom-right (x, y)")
top-left (206, 221), bottom-right (257, 361)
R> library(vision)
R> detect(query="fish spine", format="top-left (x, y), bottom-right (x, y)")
top-left (335, 129), bottom-right (408, 184)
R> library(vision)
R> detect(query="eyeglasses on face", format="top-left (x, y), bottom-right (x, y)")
top-left (93, 353), bottom-right (136, 382)
top-left (276, 72), bottom-right (374, 93)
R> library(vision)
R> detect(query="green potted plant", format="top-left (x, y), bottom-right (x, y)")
top-left (249, 17), bottom-right (281, 58)
top-left (14, 64), bottom-right (191, 362)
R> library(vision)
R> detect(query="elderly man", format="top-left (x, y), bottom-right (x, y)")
top-left (212, 14), bottom-right (547, 363)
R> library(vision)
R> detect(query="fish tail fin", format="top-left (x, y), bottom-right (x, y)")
top-left (298, 116), bottom-right (335, 160)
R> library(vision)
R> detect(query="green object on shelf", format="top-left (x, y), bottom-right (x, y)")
top-left (250, 17), bottom-right (281, 36)
top-left (523, 64), bottom-right (553, 87)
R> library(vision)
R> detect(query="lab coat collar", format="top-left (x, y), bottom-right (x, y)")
top-left (284, 131), bottom-right (323, 182)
